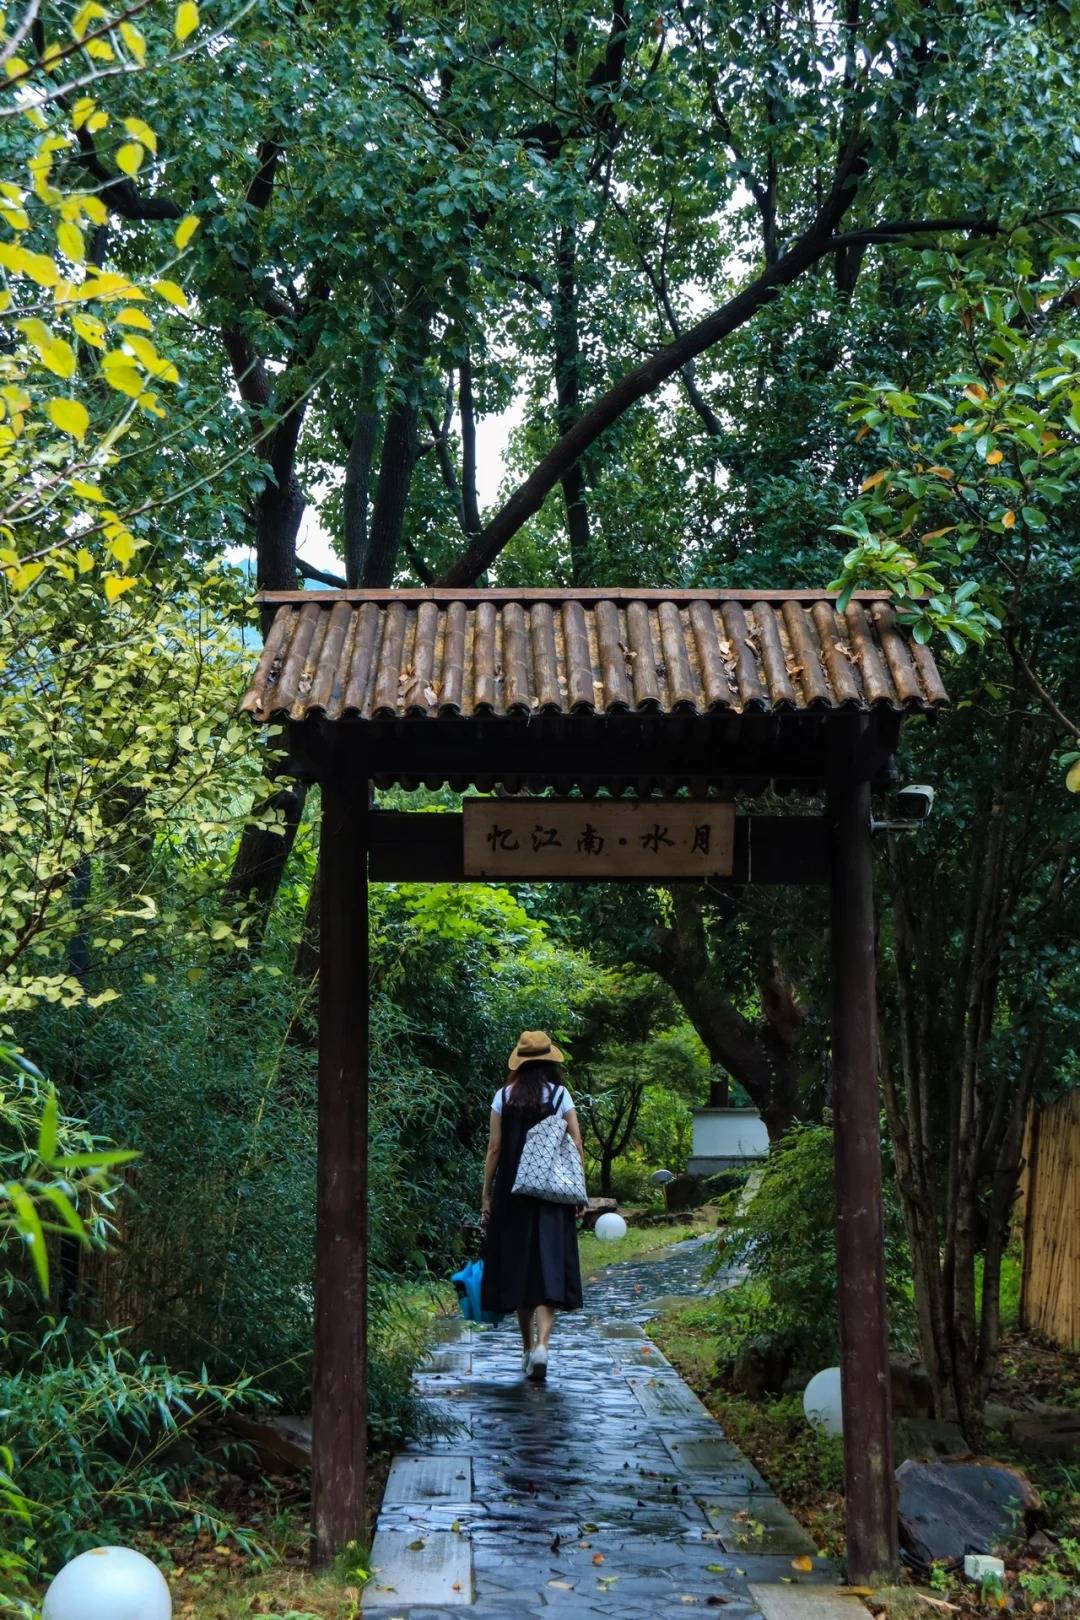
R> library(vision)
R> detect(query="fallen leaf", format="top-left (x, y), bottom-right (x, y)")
top-left (548, 1580), bottom-right (574, 1590)
top-left (792, 1556), bottom-right (814, 1572)
top-left (451, 1582), bottom-right (462, 1593)
top-left (406, 1538), bottom-right (425, 1551)
top-left (593, 1553), bottom-right (605, 1565)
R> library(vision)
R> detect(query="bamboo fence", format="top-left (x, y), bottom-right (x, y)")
top-left (1019, 1090), bottom-right (1080, 1350)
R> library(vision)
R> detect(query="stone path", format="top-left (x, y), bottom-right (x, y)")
top-left (364, 1237), bottom-right (835, 1616)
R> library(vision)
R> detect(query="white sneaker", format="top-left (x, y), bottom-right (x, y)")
top-left (527, 1345), bottom-right (549, 1382)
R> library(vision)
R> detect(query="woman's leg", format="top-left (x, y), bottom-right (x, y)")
top-left (534, 1303), bottom-right (556, 1348)
top-left (516, 1307), bottom-right (535, 1353)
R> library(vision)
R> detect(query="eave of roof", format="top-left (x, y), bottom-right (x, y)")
top-left (241, 589), bottom-right (948, 727)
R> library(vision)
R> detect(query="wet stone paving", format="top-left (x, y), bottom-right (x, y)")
top-left (363, 1237), bottom-right (834, 1617)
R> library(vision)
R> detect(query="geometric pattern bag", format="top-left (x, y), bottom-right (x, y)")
top-left (511, 1094), bottom-right (587, 1206)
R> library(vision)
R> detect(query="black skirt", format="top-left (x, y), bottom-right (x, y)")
top-left (480, 1091), bottom-right (583, 1315)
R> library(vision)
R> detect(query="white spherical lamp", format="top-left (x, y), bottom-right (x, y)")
top-left (44, 1547), bottom-right (172, 1620)
top-left (803, 1367), bottom-right (843, 1437)
top-left (594, 1212), bottom-right (628, 1242)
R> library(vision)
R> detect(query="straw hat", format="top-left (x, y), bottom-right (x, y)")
top-left (508, 1030), bottom-right (565, 1070)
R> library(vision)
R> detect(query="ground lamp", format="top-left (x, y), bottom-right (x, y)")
top-left (651, 1169), bottom-right (675, 1186)
top-left (594, 1212), bottom-right (628, 1242)
top-left (803, 1367), bottom-right (844, 1437)
top-left (241, 585), bottom-right (950, 1581)
top-left (43, 1547), bottom-right (172, 1620)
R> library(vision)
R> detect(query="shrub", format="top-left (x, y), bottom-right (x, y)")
top-left (1, 1330), bottom-right (262, 1591)
top-left (606, 1155), bottom-right (663, 1207)
top-left (708, 1123), bottom-right (916, 1368)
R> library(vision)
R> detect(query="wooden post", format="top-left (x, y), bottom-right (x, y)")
top-left (312, 772), bottom-right (369, 1566)
top-left (829, 776), bottom-right (899, 1584)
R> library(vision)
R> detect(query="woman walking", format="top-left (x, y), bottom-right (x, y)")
top-left (480, 1030), bottom-right (586, 1381)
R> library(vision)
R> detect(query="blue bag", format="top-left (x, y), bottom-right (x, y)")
top-left (451, 1257), bottom-right (503, 1324)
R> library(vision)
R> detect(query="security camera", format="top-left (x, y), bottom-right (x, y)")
top-left (895, 784), bottom-right (935, 822)
top-left (871, 784), bottom-right (935, 833)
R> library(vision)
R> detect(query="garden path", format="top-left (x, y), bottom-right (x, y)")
top-left (363, 1235), bottom-right (836, 1617)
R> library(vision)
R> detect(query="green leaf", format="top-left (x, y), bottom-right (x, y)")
top-left (51, 1148), bottom-right (139, 1170)
top-left (39, 1183), bottom-right (89, 1241)
top-left (36, 1089), bottom-right (59, 1163)
top-left (5, 1182), bottom-right (49, 1293)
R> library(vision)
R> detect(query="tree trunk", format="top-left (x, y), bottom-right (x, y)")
top-left (878, 678), bottom-right (1066, 1442)
top-left (644, 887), bottom-right (806, 1139)
top-left (225, 783), bottom-right (307, 950)
top-left (343, 386), bottom-right (379, 587)
top-left (364, 395), bottom-right (420, 588)
top-left (553, 224), bottom-right (591, 583)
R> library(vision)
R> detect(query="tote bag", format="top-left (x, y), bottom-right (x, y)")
top-left (511, 1100), bottom-right (587, 1206)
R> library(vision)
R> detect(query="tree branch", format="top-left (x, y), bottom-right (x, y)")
top-left (436, 210), bottom-right (1006, 585)
top-left (297, 557), bottom-right (346, 588)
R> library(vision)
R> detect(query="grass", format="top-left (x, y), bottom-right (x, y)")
top-left (578, 1203), bottom-right (717, 1275)
top-left (168, 1563), bottom-right (364, 1619)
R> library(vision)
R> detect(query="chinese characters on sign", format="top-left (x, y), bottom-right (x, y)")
top-left (462, 801), bottom-right (735, 879)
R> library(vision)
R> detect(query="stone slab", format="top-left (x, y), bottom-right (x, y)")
top-left (627, 1374), bottom-right (713, 1421)
top-left (422, 1347), bottom-right (473, 1374)
top-left (749, 1582), bottom-right (871, 1620)
top-left (383, 1455), bottom-right (472, 1506)
top-left (696, 1494), bottom-right (818, 1556)
top-left (363, 1528), bottom-right (473, 1609)
top-left (662, 1434), bottom-right (764, 1475)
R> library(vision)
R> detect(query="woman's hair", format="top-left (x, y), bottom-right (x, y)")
top-left (507, 1058), bottom-right (562, 1111)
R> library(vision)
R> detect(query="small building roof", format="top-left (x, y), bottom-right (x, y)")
top-left (242, 588), bottom-right (948, 726)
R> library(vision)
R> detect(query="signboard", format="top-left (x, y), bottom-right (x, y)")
top-left (462, 800), bottom-right (735, 880)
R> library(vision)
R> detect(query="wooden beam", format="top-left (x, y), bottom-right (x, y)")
top-left (258, 586), bottom-right (900, 605)
top-left (312, 775), bottom-right (369, 1566)
top-left (367, 811), bottom-right (831, 884)
top-left (828, 776), bottom-right (898, 1583)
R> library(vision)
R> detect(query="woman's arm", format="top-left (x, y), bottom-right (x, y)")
top-left (564, 1107), bottom-right (588, 1217)
top-left (481, 1110), bottom-right (501, 1221)
top-left (564, 1106), bottom-right (584, 1160)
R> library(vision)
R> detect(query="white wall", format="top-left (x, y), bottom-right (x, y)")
top-left (691, 1108), bottom-right (769, 1162)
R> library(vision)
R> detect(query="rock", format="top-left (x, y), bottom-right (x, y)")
top-left (664, 1173), bottom-right (709, 1212)
top-left (896, 1457), bottom-right (1043, 1566)
top-left (893, 1417), bottom-right (968, 1462)
top-left (1006, 1411), bottom-right (1080, 1461)
top-left (579, 1197), bottom-right (617, 1231)
top-left (229, 1413), bottom-right (312, 1472)
top-left (890, 1361), bottom-right (936, 1419)
top-left (732, 1333), bottom-right (793, 1398)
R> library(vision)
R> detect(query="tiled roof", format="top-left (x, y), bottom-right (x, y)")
top-left (241, 589), bottom-right (949, 725)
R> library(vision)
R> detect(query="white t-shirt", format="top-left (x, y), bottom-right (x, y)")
top-left (492, 1081), bottom-right (574, 1116)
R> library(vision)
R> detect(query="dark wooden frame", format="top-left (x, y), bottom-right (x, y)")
top-left (279, 698), bottom-right (901, 1584)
